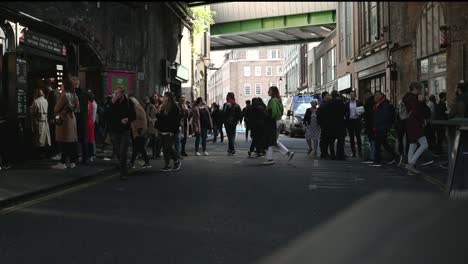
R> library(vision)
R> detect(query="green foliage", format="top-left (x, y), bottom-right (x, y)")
top-left (191, 6), bottom-right (215, 57)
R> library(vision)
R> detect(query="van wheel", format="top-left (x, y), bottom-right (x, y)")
top-left (290, 127), bottom-right (295, 137)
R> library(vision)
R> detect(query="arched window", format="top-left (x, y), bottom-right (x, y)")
top-left (417, 2), bottom-right (445, 58)
top-left (0, 26), bottom-right (7, 55)
top-left (417, 2), bottom-right (447, 97)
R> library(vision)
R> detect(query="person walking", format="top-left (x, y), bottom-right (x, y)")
top-left (303, 99), bottom-right (321, 157)
top-left (222, 92), bottom-right (242, 156)
top-left (369, 91), bottom-right (401, 167)
top-left (248, 97), bottom-right (268, 157)
top-left (362, 89), bottom-right (376, 163)
top-left (345, 91), bottom-right (363, 157)
top-left (87, 91), bottom-right (97, 162)
top-left (178, 95), bottom-right (190, 157)
top-left (449, 82), bottom-right (468, 118)
top-left (402, 81), bottom-right (429, 174)
top-left (192, 97), bottom-right (213, 156)
top-left (242, 100), bottom-right (252, 142)
top-left (146, 96), bottom-right (159, 159)
top-left (31, 88), bottom-right (51, 158)
top-left (328, 91), bottom-right (347, 160)
top-left (434, 92), bottom-right (448, 155)
top-left (425, 95), bottom-right (437, 152)
top-left (155, 92), bottom-right (182, 171)
top-left (72, 77), bottom-right (89, 165)
top-left (264, 86), bottom-right (294, 165)
top-left (51, 78), bottom-right (79, 169)
top-left (211, 103), bottom-right (224, 143)
top-left (128, 96), bottom-right (151, 169)
top-left (110, 86), bottom-right (136, 180)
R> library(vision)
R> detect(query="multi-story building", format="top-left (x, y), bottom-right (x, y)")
top-left (314, 30), bottom-right (338, 94)
top-left (207, 46), bottom-right (285, 109)
top-left (284, 45), bottom-right (300, 95)
top-left (330, 1), bottom-right (468, 105)
top-left (284, 42), bottom-right (321, 95)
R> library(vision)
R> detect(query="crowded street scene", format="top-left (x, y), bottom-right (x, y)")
top-left (0, 2), bottom-right (467, 264)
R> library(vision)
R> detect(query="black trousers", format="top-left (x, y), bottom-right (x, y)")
top-left (347, 119), bottom-right (362, 155)
top-left (397, 119), bottom-right (409, 156)
top-left (435, 125), bottom-right (446, 154)
top-left (331, 136), bottom-right (345, 160)
top-left (320, 129), bottom-right (330, 158)
top-left (111, 130), bottom-right (131, 175)
top-left (60, 142), bottom-right (78, 164)
top-left (131, 136), bottom-right (149, 164)
top-left (225, 123), bottom-right (237, 153)
top-left (375, 130), bottom-right (399, 164)
top-left (249, 127), bottom-right (264, 153)
top-left (213, 123), bottom-right (224, 142)
top-left (161, 133), bottom-right (179, 166)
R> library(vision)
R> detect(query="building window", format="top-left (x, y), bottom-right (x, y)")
top-left (277, 66), bottom-right (283, 76)
top-left (255, 83), bottom-right (261, 95)
top-left (326, 47), bottom-right (336, 82)
top-left (360, 2), bottom-right (383, 48)
top-left (244, 66), bottom-right (251, 77)
top-left (255, 66), bottom-right (261, 76)
top-left (244, 83), bottom-right (251, 96)
top-left (320, 57), bottom-right (325, 85)
top-left (339, 2), bottom-right (345, 61)
top-left (345, 3), bottom-right (352, 56)
top-left (266, 66), bottom-right (273, 76)
top-left (417, 2), bottom-right (445, 59)
top-left (269, 49), bottom-right (279, 59)
top-left (270, 82), bottom-right (278, 88)
top-left (246, 50), bottom-right (259, 60)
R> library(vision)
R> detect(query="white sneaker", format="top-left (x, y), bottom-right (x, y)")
top-left (195, 152), bottom-right (201, 156)
top-left (406, 164), bottom-right (421, 174)
top-left (203, 151), bottom-right (209, 156)
top-left (68, 163), bottom-right (76, 169)
top-left (51, 154), bottom-right (61, 161)
top-left (51, 163), bottom-right (67, 170)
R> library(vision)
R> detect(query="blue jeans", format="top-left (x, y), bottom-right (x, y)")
top-left (174, 128), bottom-right (181, 155)
top-left (195, 127), bottom-right (208, 152)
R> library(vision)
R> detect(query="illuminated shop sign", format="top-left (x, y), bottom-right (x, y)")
top-left (20, 30), bottom-right (66, 56)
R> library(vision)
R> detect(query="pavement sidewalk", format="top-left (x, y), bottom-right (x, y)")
top-left (0, 149), bottom-right (118, 206)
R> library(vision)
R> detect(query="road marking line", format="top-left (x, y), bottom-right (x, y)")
top-left (0, 173), bottom-right (119, 215)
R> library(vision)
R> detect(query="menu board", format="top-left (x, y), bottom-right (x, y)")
top-left (20, 30), bottom-right (66, 57)
top-left (16, 58), bottom-right (28, 115)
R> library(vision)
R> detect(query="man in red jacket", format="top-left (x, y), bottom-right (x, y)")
top-left (402, 81), bottom-right (429, 175)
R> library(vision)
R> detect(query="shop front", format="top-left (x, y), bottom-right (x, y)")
top-left (0, 8), bottom-right (82, 161)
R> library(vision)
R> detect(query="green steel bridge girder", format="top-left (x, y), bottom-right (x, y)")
top-left (210, 10), bottom-right (336, 36)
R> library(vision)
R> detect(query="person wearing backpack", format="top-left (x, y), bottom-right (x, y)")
top-left (402, 81), bottom-right (429, 175)
top-left (222, 92), bottom-right (242, 155)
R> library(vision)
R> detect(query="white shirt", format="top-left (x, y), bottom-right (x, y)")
top-left (349, 100), bottom-right (359, 119)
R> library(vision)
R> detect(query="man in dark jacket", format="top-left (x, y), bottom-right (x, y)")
top-left (345, 91), bottom-right (363, 157)
top-left (211, 103), bottom-right (224, 143)
top-left (434, 92), bottom-right (448, 154)
top-left (72, 77), bottom-right (89, 165)
top-left (328, 91), bottom-right (347, 160)
top-left (241, 100), bottom-right (252, 142)
top-left (317, 91), bottom-right (332, 159)
top-left (362, 89), bottom-right (375, 162)
top-left (223, 92), bottom-right (242, 155)
top-left (370, 91), bottom-right (401, 167)
top-left (110, 87), bottom-right (136, 179)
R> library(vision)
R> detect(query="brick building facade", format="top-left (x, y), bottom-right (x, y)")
top-left (208, 47), bottom-right (285, 109)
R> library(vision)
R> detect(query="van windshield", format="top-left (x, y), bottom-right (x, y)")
top-left (293, 96), bottom-right (313, 115)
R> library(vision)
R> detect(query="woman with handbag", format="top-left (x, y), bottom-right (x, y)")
top-left (128, 96), bottom-right (151, 169)
top-left (52, 78), bottom-right (80, 169)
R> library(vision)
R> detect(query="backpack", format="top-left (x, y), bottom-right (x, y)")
top-left (398, 99), bottom-right (409, 120)
top-left (224, 102), bottom-right (242, 125)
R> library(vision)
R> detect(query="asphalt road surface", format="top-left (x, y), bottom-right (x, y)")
top-left (0, 135), bottom-right (438, 264)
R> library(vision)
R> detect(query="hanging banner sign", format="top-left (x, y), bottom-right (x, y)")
top-left (20, 30), bottom-right (66, 56)
top-left (107, 72), bottom-right (133, 95)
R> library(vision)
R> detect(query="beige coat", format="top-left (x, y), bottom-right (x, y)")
top-left (31, 96), bottom-right (51, 147)
top-left (146, 103), bottom-right (158, 136)
top-left (55, 92), bottom-right (78, 142)
top-left (130, 98), bottom-right (148, 139)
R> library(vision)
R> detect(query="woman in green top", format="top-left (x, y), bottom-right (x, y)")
top-left (264, 86), bottom-right (294, 165)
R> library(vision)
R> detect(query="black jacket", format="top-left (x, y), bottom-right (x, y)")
top-left (363, 96), bottom-right (375, 136)
top-left (110, 96), bottom-right (136, 133)
top-left (435, 101), bottom-right (448, 120)
top-left (156, 105), bottom-right (181, 133)
top-left (373, 99), bottom-right (395, 132)
top-left (223, 102), bottom-right (242, 126)
top-left (211, 108), bottom-right (224, 126)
